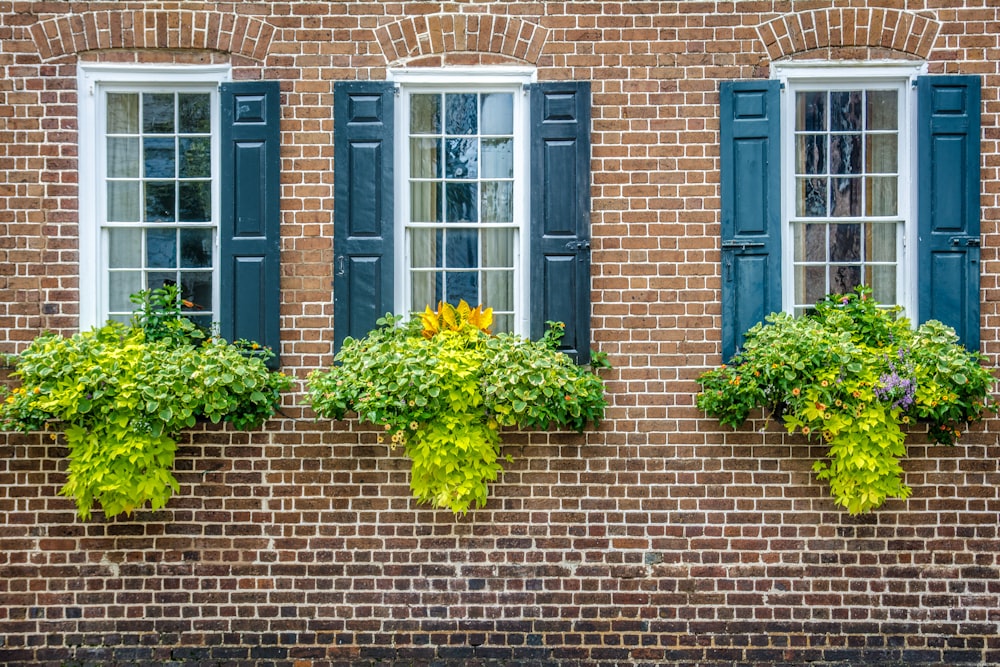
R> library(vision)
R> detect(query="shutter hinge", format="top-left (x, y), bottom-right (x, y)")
top-left (721, 240), bottom-right (765, 251)
top-left (950, 236), bottom-right (981, 247)
top-left (565, 240), bottom-right (591, 252)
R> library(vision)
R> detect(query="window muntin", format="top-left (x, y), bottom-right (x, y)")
top-left (783, 77), bottom-right (910, 316)
top-left (401, 87), bottom-right (525, 334)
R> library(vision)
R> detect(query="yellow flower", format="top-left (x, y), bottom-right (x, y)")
top-left (5, 396), bottom-right (14, 404)
top-left (376, 435), bottom-right (384, 443)
top-left (409, 421), bottom-right (418, 430)
top-left (802, 426), bottom-right (811, 435)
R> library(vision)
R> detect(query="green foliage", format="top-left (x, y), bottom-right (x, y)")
top-left (0, 285), bottom-right (292, 520)
top-left (697, 287), bottom-right (995, 514)
top-left (307, 305), bottom-right (607, 513)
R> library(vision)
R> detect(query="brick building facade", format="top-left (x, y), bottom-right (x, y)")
top-left (1, 1), bottom-right (999, 665)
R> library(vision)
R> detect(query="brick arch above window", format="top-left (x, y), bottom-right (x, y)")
top-left (757, 8), bottom-right (940, 62)
top-left (374, 13), bottom-right (548, 66)
top-left (29, 10), bottom-right (275, 62)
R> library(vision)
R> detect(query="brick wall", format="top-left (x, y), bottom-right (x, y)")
top-left (1, 1), bottom-right (999, 665)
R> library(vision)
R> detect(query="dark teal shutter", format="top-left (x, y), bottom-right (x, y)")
top-left (918, 75), bottom-right (982, 351)
top-left (219, 81), bottom-right (282, 367)
top-left (333, 81), bottom-right (395, 352)
top-left (719, 80), bottom-right (782, 361)
top-left (529, 81), bottom-right (592, 364)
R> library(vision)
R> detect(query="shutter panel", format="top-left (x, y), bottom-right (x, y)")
top-left (719, 80), bottom-right (782, 361)
top-left (219, 81), bottom-right (282, 367)
top-left (918, 75), bottom-right (982, 351)
top-left (333, 81), bottom-right (395, 352)
top-left (529, 81), bottom-right (592, 364)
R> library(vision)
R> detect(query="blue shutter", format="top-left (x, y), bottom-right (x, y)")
top-left (918, 75), bottom-right (982, 351)
top-left (719, 80), bottom-right (782, 361)
top-left (219, 81), bottom-right (282, 367)
top-left (529, 81), bottom-right (592, 364)
top-left (333, 81), bottom-right (395, 352)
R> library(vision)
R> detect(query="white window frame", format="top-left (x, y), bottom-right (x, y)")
top-left (77, 63), bottom-right (231, 330)
top-left (772, 60), bottom-right (926, 319)
top-left (387, 66), bottom-right (535, 336)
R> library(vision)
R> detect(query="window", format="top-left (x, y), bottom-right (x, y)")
top-left (720, 66), bottom-right (981, 359)
top-left (334, 72), bottom-right (593, 362)
top-left (78, 65), bottom-right (282, 359)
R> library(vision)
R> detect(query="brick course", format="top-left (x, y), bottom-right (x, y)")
top-left (1, 0), bottom-right (999, 664)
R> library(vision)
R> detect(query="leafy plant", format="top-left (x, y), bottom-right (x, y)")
top-left (307, 301), bottom-right (607, 513)
top-left (697, 287), bottom-right (995, 514)
top-left (0, 285), bottom-right (292, 520)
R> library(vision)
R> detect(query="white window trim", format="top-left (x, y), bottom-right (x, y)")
top-left (772, 60), bottom-right (926, 319)
top-left (387, 67), bottom-right (536, 336)
top-left (77, 63), bottom-right (231, 330)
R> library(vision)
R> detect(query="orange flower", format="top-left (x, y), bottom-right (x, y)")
top-left (791, 388), bottom-right (801, 396)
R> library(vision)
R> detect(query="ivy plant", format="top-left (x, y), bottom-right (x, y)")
top-left (0, 286), bottom-right (292, 520)
top-left (697, 287), bottom-right (995, 514)
top-left (307, 301), bottom-right (608, 513)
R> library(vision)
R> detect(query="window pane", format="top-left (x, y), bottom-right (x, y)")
top-left (411, 271), bottom-right (442, 312)
top-left (801, 265), bottom-right (827, 306)
top-left (482, 270), bottom-right (513, 311)
top-left (867, 134), bottom-right (898, 173)
top-left (178, 181), bottom-right (211, 222)
top-left (829, 224), bottom-right (861, 262)
top-left (107, 93), bottom-right (139, 134)
top-left (480, 93), bottom-right (513, 134)
top-left (445, 182), bottom-right (477, 222)
top-left (178, 93), bottom-right (211, 133)
top-left (793, 223), bottom-right (827, 262)
top-left (108, 228), bottom-right (141, 268)
top-left (445, 229), bottom-right (478, 268)
top-left (867, 177), bottom-right (897, 216)
top-left (830, 91), bottom-right (862, 132)
top-left (145, 182), bottom-right (176, 222)
top-left (410, 137), bottom-right (441, 178)
top-left (410, 182), bottom-right (442, 223)
top-left (796, 91), bottom-right (825, 132)
top-left (868, 222), bottom-right (897, 263)
top-left (179, 137), bottom-right (211, 177)
top-left (147, 228), bottom-right (177, 269)
top-left (830, 178), bottom-right (861, 217)
top-left (482, 229), bottom-right (515, 268)
top-left (410, 94), bottom-right (441, 134)
top-left (445, 93), bottom-right (477, 135)
top-left (445, 271), bottom-right (478, 305)
top-left (481, 138), bottom-right (513, 178)
top-left (143, 93), bottom-right (175, 133)
top-left (410, 228), bottom-right (442, 269)
top-left (107, 137), bottom-right (139, 178)
top-left (109, 271), bottom-right (142, 312)
top-left (181, 271), bottom-right (213, 312)
top-left (144, 137), bottom-right (176, 178)
top-left (831, 265), bottom-right (861, 295)
top-left (870, 265), bottom-right (896, 304)
top-left (867, 91), bottom-right (897, 131)
top-left (147, 272), bottom-right (175, 292)
top-left (795, 135), bottom-right (826, 175)
top-left (180, 229), bottom-right (213, 268)
top-left (481, 181), bottom-right (513, 223)
top-left (797, 177), bottom-right (827, 217)
top-left (107, 181), bottom-right (140, 222)
top-left (445, 137), bottom-right (477, 179)
top-left (830, 135), bottom-right (862, 175)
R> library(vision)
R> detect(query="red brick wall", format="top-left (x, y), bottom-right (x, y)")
top-left (1, 2), bottom-right (999, 664)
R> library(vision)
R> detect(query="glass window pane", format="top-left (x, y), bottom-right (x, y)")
top-left (109, 271), bottom-right (142, 312)
top-left (800, 265), bottom-right (827, 306)
top-left (181, 271), bottom-right (213, 312)
top-left (445, 229), bottom-right (478, 268)
top-left (481, 181), bottom-right (513, 223)
top-left (445, 182), bottom-right (477, 222)
top-left (410, 228), bottom-right (442, 269)
top-left (481, 138), bottom-right (513, 178)
top-left (411, 271), bottom-right (442, 312)
top-left (482, 229), bottom-right (515, 268)
top-left (445, 271), bottom-right (478, 306)
top-left (108, 228), bottom-right (141, 268)
top-left (144, 137), bottom-right (176, 178)
top-left (147, 271), bottom-right (176, 292)
top-left (480, 93), bottom-right (513, 135)
top-left (830, 178), bottom-right (861, 217)
top-left (445, 138), bottom-right (478, 179)
top-left (867, 135), bottom-right (898, 173)
top-left (178, 181), bottom-right (211, 222)
top-left (410, 138), bottom-right (441, 178)
top-left (145, 182), bottom-right (176, 222)
top-left (445, 93), bottom-right (477, 135)
top-left (868, 222), bottom-right (898, 263)
top-left (410, 182), bottom-right (442, 223)
top-left (491, 313), bottom-right (513, 334)
top-left (830, 135), bottom-right (862, 175)
top-left (830, 91), bottom-right (862, 132)
top-left (870, 265), bottom-right (896, 304)
top-left (829, 224), bottom-right (861, 262)
top-left (797, 177), bottom-right (827, 217)
top-left (180, 229), bottom-right (213, 268)
top-left (410, 94), bottom-right (441, 134)
top-left (793, 223), bottom-right (827, 262)
top-left (831, 265), bottom-right (861, 295)
top-left (867, 177), bottom-right (897, 216)
top-left (179, 137), bottom-right (211, 178)
top-left (107, 137), bottom-right (139, 178)
top-left (482, 270), bottom-right (513, 312)
top-left (795, 135), bottom-right (826, 175)
top-left (107, 181), bottom-right (140, 222)
top-left (143, 93), bottom-right (175, 133)
top-left (107, 93), bottom-right (139, 134)
top-left (867, 90), bottom-right (898, 131)
top-left (146, 228), bottom-right (177, 269)
top-left (178, 93), bottom-right (211, 134)
top-left (796, 91), bottom-right (826, 132)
